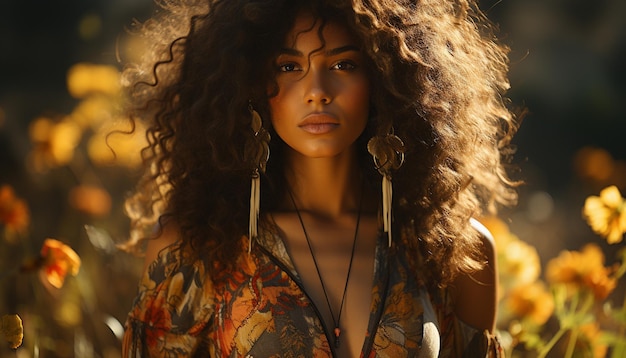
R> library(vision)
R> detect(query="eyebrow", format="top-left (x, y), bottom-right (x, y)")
top-left (278, 45), bottom-right (361, 57)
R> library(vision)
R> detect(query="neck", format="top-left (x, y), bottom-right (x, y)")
top-left (283, 147), bottom-right (362, 218)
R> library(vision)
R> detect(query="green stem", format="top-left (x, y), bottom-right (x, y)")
top-left (611, 294), bottom-right (626, 358)
top-left (612, 341), bottom-right (626, 358)
top-left (538, 327), bottom-right (567, 358)
top-left (569, 289), bottom-right (580, 314)
top-left (580, 290), bottom-right (594, 316)
top-left (614, 248), bottom-right (626, 279)
top-left (564, 328), bottom-right (578, 358)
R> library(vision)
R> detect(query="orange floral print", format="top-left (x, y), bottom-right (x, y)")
top-left (122, 233), bottom-right (502, 357)
top-left (142, 295), bottom-right (170, 347)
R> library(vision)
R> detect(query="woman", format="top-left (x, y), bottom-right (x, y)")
top-left (121, 0), bottom-right (519, 356)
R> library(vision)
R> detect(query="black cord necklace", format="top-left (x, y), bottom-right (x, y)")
top-left (288, 190), bottom-right (363, 349)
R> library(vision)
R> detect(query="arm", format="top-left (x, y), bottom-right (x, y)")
top-left (122, 222), bottom-right (211, 357)
top-left (451, 218), bottom-right (498, 332)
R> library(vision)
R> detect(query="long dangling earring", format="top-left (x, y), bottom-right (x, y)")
top-left (367, 129), bottom-right (405, 247)
top-left (247, 103), bottom-right (270, 253)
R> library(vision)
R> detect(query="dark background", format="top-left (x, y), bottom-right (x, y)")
top-left (1, 1), bottom-right (625, 221)
top-left (2, 0), bottom-right (624, 186)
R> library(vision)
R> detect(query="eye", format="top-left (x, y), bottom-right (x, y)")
top-left (278, 62), bottom-right (300, 72)
top-left (331, 61), bottom-right (357, 71)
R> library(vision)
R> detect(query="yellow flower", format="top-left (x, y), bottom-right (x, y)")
top-left (479, 216), bottom-right (516, 246)
top-left (0, 185), bottom-right (29, 240)
top-left (583, 185), bottom-right (626, 244)
top-left (87, 119), bottom-right (147, 168)
top-left (546, 244), bottom-right (617, 300)
top-left (70, 95), bottom-right (116, 130)
top-left (67, 63), bottom-right (120, 98)
top-left (39, 239), bottom-right (81, 289)
top-left (28, 116), bottom-right (82, 171)
top-left (1, 314), bottom-right (23, 349)
top-left (499, 238), bottom-right (541, 287)
top-left (481, 216), bottom-right (541, 290)
top-left (507, 281), bottom-right (554, 325)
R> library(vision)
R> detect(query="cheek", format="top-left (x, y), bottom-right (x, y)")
top-left (268, 82), bottom-right (294, 119)
top-left (359, 79), bottom-right (371, 103)
top-left (268, 91), bottom-right (284, 121)
top-left (348, 82), bottom-right (370, 118)
top-left (267, 97), bottom-right (289, 136)
top-left (349, 75), bottom-right (369, 98)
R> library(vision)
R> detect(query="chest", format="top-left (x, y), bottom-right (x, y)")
top-left (279, 215), bottom-right (379, 356)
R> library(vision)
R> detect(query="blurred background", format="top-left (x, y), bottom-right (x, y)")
top-left (0, 0), bottom-right (624, 356)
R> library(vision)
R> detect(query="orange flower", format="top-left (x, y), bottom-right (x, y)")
top-left (546, 244), bottom-right (617, 300)
top-left (39, 239), bottom-right (81, 289)
top-left (0, 185), bottom-right (29, 240)
top-left (507, 281), bottom-right (554, 325)
top-left (576, 323), bottom-right (608, 358)
top-left (1, 314), bottom-right (23, 349)
top-left (68, 185), bottom-right (112, 217)
top-left (573, 147), bottom-right (615, 182)
top-left (583, 185), bottom-right (626, 244)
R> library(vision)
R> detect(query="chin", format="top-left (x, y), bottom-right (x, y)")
top-left (302, 146), bottom-right (353, 159)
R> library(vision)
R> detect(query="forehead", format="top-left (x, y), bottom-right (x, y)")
top-left (283, 13), bottom-right (357, 48)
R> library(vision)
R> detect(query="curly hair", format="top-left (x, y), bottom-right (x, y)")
top-left (121, 0), bottom-right (520, 287)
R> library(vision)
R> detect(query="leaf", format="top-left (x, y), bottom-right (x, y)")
top-left (84, 225), bottom-right (117, 254)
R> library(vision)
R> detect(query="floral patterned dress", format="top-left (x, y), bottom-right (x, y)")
top-left (122, 227), bottom-right (503, 357)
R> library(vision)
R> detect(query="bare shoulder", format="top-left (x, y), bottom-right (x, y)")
top-left (143, 221), bottom-right (182, 273)
top-left (469, 218), bottom-right (496, 249)
top-left (451, 218), bottom-right (498, 332)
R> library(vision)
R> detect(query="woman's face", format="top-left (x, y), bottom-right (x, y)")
top-left (268, 13), bottom-right (370, 159)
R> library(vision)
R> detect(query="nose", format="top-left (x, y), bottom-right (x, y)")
top-left (304, 68), bottom-right (332, 105)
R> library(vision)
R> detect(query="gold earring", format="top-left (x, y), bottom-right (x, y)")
top-left (246, 104), bottom-right (270, 253)
top-left (367, 130), bottom-right (405, 247)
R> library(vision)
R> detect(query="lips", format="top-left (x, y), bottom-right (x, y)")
top-left (299, 113), bottom-right (339, 134)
